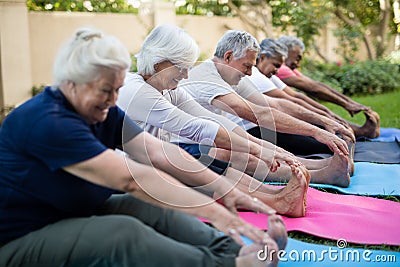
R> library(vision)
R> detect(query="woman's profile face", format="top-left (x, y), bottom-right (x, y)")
top-left (257, 54), bottom-right (284, 78)
top-left (70, 68), bottom-right (126, 124)
top-left (149, 61), bottom-right (189, 91)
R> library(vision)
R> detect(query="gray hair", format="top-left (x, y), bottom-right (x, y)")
top-left (277, 36), bottom-right (305, 52)
top-left (53, 27), bottom-right (131, 85)
top-left (258, 38), bottom-right (288, 60)
top-left (136, 24), bottom-right (200, 75)
top-left (214, 30), bottom-right (260, 60)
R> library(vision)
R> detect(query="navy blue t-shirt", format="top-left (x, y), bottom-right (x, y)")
top-left (0, 87), bottom-right (143, 244)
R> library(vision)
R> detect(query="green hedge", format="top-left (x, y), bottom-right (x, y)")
top-left (27, 0), bottom-right (138, 13)
top-left (302, 60), bottom-right (400, 95)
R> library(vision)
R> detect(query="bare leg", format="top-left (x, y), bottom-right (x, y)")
top-left (297, 157), bottom-right (332, 170)
top-left (265, 153), bottom-right (349, 187)
top-left (308, 152), bottom-right (350, 187)
top-left (349, 110), bottom-right (380, 139)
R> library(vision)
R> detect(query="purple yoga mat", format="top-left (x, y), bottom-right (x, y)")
top-left (238, 188), bottom-right (400, 246)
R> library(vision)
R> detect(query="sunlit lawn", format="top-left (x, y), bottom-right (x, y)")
top-left (321, 89), bottom-right (400, 129)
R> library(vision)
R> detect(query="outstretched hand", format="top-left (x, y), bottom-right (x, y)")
top-left (218, 188), bottom-right (276, 216)
top-left (325, 121), bottom-right (356, 143)
top-left (346, 102), bottom-right (370, 117)
top-left (211, 212), bottom-right (269, 245)
top-left (315, 131), bottom-right (349, 156)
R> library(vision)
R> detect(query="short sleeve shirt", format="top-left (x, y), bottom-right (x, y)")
top-left (227, 68), bottom-right (289, 130)
top-left (118, 72), bottom-right (237, 146)
top-left (182, 61), bottom-right (270, 131)
top-left (180, 60), bottom-right (238, 116)
top-left (276, 64), bottom-right (303, 80)
top-left (270, 75), bottom-right (287, 90)
top-left (0, 87), bottom-right (143, 244)
top-left (243, 67), bottom-right (279, 94)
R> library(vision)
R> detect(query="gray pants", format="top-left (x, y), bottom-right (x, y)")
top-left (0, 194), bottom-right (241, 267)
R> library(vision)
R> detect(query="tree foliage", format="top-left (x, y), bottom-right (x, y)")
top-left (176, 0), bottom-right (396, 60)
top-left (27, 0), bottom-right (138, 13)
top-left (27, 0), bottom-right (396, 60)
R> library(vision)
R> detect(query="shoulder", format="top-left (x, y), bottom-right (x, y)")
top-left (276, 64), bottom-right (296, 79)
top-left (245, 67), bottom-right (276, 91)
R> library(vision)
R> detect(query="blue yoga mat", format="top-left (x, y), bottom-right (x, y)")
top-left (309, 162), bottom-right (400, 196)
top-left (241, 236), bottom-right (400, 266)
top-left (267, 162), bottom-right (400, 196)
top-left (357, 128), bottom-right (400, 142)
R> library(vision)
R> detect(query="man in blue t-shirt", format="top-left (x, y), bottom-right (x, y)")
top-left (0, 27), bottom-right (286, 267)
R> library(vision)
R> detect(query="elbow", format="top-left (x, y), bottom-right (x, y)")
top-left (147, 141), bottom-right (178, 170)
top-left (122, 180), bottom-right (141, 194)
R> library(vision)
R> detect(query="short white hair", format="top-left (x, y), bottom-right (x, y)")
top-left (53, 27), bottom-right (131, 85)
top-left (214, 30), bottom-right (260, 60)
top-left (136, 24), bottom-right (200, 75)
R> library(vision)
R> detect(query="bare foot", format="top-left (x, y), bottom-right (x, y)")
top-left (267, 214), bottom-right (288, 250)
top-left (310, 152), bottom-right (350, 187)
top-left (272, 165), bottom-right (309, 217)
top-left (354, 110), bottom-right (380, 138)
top-left (346, 140), bottom-right (355, 177)
top-left (237, 215), bottom-right (287, 266)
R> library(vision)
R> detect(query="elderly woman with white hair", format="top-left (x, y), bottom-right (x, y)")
top-left (117, 24), bottom-right (312, 218)
top-left (0, 27), bottom-right (287, 267)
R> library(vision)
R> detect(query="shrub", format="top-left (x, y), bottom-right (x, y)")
top-left (31, 84), bottom-right (46, 96)
top-left (301, 59), bottom-right (400, 96)
top-left (0, 106), bottom-right (15, 126)
top-left (27, 0), bottom-right (138, 13)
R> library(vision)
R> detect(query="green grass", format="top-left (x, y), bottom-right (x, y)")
top-left (320, 90), bottom-right (400, 129)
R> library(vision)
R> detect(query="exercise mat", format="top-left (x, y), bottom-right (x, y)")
top-left (238, 188), bottom-right (400, 245)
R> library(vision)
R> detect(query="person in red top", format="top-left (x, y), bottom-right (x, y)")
top-left (276, 36), bottom-right (380, 139)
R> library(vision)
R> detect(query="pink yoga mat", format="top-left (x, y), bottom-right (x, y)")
top-left (237, 188), bottom-right (400, 246)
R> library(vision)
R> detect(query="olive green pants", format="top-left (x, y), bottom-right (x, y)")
top-left (0, 194), bottom-right (241, 267)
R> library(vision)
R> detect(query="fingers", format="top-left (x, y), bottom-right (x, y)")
top-left (224, 201), bottom-right (239, 216)
top-left (269, 160), bottom-right (280, 172)
top-left (226, 228), bottom-right (244, 245)
top-left (246, 197), bottom-right (276, 215)
top-left (226, 219), bottom-right (266, 244)
top-left (337, 125), bottom-right (355, 143)
top-left (331, 137), bottom-right (349, 156)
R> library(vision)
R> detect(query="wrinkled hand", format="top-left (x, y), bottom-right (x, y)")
top-left (218, 188), bottom-right (276, 216)
top-left (314, 130), bottom-right (349, 156)
top-left (210, 206), bottom-right (272, 245)
top-left (345, 102), bottom-right (370, 117)
top-left (259, 148), bottom-right (281, 172)
top-left (327, 111), bottom-right (351, 127)
top-left (325, 121), bottom-right (356, 143)
top-left (274, 148), bottom-right (302, 168)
